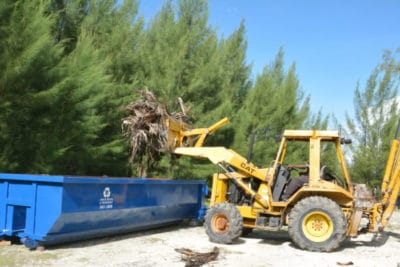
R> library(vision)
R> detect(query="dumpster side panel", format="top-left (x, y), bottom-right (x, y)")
top-left (33, 184), bottom-right (63, 239)
top-left (60, 181), bottom-right (204, 212)
top-left (1, 180), bottom-right (36, 238)
top-left (35, 180), bottom-right (206, 245)
top-left (0, 175), bottom-right (64, 241)
top-left (43, 205), bottom-right (193, 245)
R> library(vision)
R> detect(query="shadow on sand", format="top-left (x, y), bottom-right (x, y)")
top-left (235, 228), bottom-right (400, 252)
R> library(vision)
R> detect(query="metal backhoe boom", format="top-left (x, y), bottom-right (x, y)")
top-left (379, 121), bottom-right (400, 227)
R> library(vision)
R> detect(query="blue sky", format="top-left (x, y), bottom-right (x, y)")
top-left (139, 1), bottom-right (400, 124)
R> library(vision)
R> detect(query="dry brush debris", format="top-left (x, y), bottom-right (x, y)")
top-left (175, 247), bottom-right (219, 267)
top-left (122, 89), bottom-right (189, 176)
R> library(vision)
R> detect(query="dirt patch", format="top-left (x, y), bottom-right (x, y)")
top-left (1, 211), bottom-right (400, 267)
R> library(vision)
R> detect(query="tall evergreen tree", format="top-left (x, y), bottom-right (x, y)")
top-left (45, 0), bottom-right (144, 175)
top-left (345, 51), bottom-right (400, 187)
top-left (0, 0), bottom-right (64, 172)
top-left (131, 0), bottom-right (252, 178)
top-left (38, 31), bottom-right (114, 175)
top-left (80, 0), bottom-right (144, 175)
top-left (233, 48), bottom-right (312, 167)
top-left (0, 0), bottom-right (136, 176)
top-left (198, 21), bottom-right (252, 147)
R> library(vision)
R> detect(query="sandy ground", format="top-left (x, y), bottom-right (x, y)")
top-left (1, 211), bottom-right (400, 267)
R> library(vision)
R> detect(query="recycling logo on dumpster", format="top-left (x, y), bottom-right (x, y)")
top-left (99, 187), bottom-right (114, 209)
top-left (103, 187), bottom-right (111, 198)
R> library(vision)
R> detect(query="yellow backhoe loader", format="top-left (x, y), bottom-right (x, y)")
top-left (165, 116), bottom-right (400, 252)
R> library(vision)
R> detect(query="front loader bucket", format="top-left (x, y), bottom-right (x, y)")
top-left (163, 116), bottom-right (229, 150)
top-left (164, 116), bottom-right (194, 150)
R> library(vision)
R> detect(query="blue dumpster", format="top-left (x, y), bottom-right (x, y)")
top-left (0, 173), bottom-right (207, 248)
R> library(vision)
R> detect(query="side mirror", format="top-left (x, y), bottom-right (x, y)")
top-left (340, 138), bottom-right (352, 145)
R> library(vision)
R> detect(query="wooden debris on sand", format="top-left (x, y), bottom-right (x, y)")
top-left (175, 247), bottom-right (219, 267)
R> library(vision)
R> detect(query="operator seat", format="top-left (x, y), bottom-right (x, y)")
top-left (320, 165), bottom-right (335, 181)
top-left (271, 164), bottom-right (291, 201)
top-left (281, 165), bottom-right (330, 201)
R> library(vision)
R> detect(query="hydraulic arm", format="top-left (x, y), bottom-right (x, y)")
top-left (379, 121), bottom-right (400, 227)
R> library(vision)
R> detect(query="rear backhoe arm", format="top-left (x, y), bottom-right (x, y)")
top-left (379, 120), bottom-right (400, 227)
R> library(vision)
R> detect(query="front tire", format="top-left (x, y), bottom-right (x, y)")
top-left (204, 202), bottom-right (243, 244)
top-left (288, 196), bottom-right (347, 252)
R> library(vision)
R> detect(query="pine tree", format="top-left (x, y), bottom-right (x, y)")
top-left (79, 0), bottom-right (144, 175)
top-left (129, 0), bottom-right (253, 178)
top-left (38, 31), bottom-right (114, 175)
top-left (0, 0), bottom-right (137, 176)
top-left (0, 0), bottom-right (64, 172)
top-left (233, 48), bottom-right (312, 167)
top-left (45, 0), bottom-right (144, 176)
top-left (197, 21), bottom-right (252, 147)
top-left (345, 51), bottom-right (400, 187)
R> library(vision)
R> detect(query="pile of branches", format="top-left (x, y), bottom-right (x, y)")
top-left (175, 247), bottom-right (219, 267)
top-left (122, 89), bottom-right (188, 176)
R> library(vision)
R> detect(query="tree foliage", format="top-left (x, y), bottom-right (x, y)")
top-left (345, 51), bottom-right (400, 187)
top-left (129, 0), bottom-right (252, 178)
top-left (0, 0), bottom-right (141, 175)
top-left (1, 0), bottom-right (394, 183)
top-left (232, 48), bottom-right (317, 167)
top-left (0, 1), bottom-right (64, 172)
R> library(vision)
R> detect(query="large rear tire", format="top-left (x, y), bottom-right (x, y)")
top-left (288, 196), bottom-right (347, 252)
top-left (204, 202), bottom-right (243, 244)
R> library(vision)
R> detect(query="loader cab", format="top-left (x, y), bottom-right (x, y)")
top-left (271, 130), bottom-right (353, 202)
